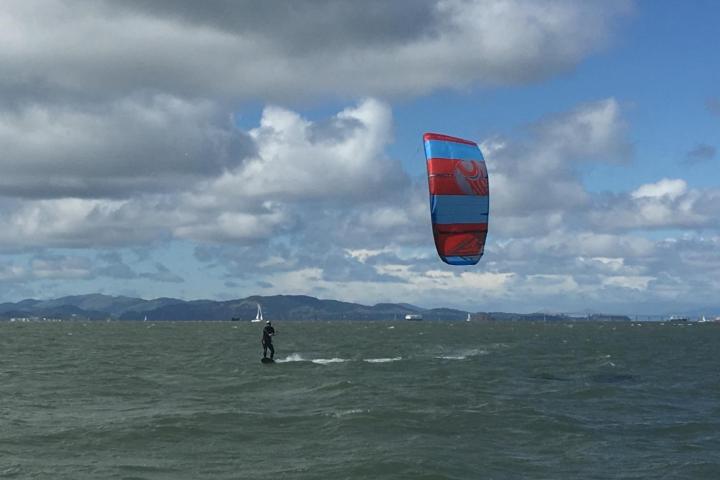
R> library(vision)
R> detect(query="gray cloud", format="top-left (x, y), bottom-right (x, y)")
top-left (94, 251), bottom-right (148, 280)
top-left (1, 97), bottom-right (717, 315)
top-left (5, 97), bottom-right (714, 299)
top-left (0, 0), bottom-right (633, 257)
top-left (0, 261), bottom-right (29, 283)
top-left (587, 179), bottom-right (720, 231)
top-left (483, 98), bottom-right (631, 235)
top-left (0, 252), bottom-right (186, 294)
top-left (0, 254), bottom-right (94, 285)
top-left (0, 95), bottom-right (254, 199)
top-left (706, 97), bottom-right (720, 116)
top-left (7, 0), bottom-right (720, 315)
top-left (478, 100), bottom-right (720, 236)
top-left (438, 232), bottom-right (720, 314)
top-left (171, 99), bottom-right (411, 244)
top-left (1, 0), bottom-right (631, 102)
top-left (140, 262), bottom-right (184, 283)
top-left (0, 197), bottom-right (178, 248)
top-left (683, 143), bottom-right (716, 164)
top-left (95, 262), bottom-right (137, 280)
top-left (30, 255), bottom-right (94, 280)
top-left (109, 1), bottom-right (437, 51)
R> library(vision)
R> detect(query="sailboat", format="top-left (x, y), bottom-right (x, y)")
top-left (251, 304), bottom-right (264, 323)
top-left (466, 313), bottom-right (471, 322)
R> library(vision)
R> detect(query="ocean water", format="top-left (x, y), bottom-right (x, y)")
top-left (1, 320), bottom-right (719, 479)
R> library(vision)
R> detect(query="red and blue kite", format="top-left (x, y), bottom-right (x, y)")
top-left (423, 133), bottom-right (489, 265)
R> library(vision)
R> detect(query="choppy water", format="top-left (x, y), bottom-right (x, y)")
top-left (1, 320), bottom-right (719, 479)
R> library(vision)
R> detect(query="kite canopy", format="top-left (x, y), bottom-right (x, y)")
top-left (423, 133), bottom-right (489, 265)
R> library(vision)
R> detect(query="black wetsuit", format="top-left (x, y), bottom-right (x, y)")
top-left (261, 324), bottom-right (275, 359)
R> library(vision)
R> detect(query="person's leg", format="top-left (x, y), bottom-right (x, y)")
top-left (262, 341), bottom-right (268, 358)
top-left (268, 343), bottom-right (274, 359)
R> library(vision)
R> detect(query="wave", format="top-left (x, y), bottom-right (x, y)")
top-left (276, 354), bottom-right (387, 365)
top-left (436, 348), bottom-right (488, 360)
top-left (276, 355), bottom-right (398, 365)
top-left (275, 353), bottom-right (306, 363)
top-left (311, 358), bottom-right (348, 365)
top-left (363, 357), bottom-right (401, 363)
top-left (328, 408), bottom-right (367, 418)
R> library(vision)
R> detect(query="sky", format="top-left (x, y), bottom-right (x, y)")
top-left (0, 0), bottom-right (718, 315)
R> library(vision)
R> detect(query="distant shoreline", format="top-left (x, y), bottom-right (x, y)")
top-left (1, 293), bottom-right (710, 323)
top-left (0, 294), bottom-right (631, 322)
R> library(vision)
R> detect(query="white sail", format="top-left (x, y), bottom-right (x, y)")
top-left (251, 304), bottom-right (263, 322)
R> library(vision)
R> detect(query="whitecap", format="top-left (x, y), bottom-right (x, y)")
top-left (311, 358), bottom-right (347, 365)
top-left (329, 408), bottom-right (367, 418)
top-left (436, 348), bottom-right (487, 360)
top-left (363, 357), bottom-right (401, 363)
top-left (276, 353), bottom-right (306, 363)
top-left (437, 354), bottom-right (467, 360)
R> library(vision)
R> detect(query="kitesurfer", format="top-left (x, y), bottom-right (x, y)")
top-left (261, 320), bottom-right (276, 359)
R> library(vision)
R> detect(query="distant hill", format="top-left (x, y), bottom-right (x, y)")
top-left (0, 293), bottom-right (632, 322)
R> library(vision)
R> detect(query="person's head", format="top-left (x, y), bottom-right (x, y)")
top-left (266, 320), bottom-right (271, 325)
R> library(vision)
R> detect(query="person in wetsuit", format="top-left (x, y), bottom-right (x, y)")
top-left (261, 320), bottom-right (276, 359)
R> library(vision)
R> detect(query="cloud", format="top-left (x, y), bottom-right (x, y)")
top-left (0, 262), bottom-right (28, 282)
top-left (464, 231), bottom-right (720, 313)
top-left (172, 98), bottom-right (410, 243)
top-left (631, 178), bottom-right (687, 200)
top-left (0, 198), bottom-right (171, 248)
top-left (30, 256), bottom-right (94, 280)
top-left (1, 92), bottom-right (717, 314)
top-left (0, 99), bottom-right (410, 249)
top-left (482, 98), bottom-right (630, 236)
top-left (476, 101), bottom-right (720, 236)
top-left (588, 179), bottom-right (720, 231)
top-left (0, 0), bottom-right (635, 290)
top-left (237, 98), bottom-right (404, 202)
top-left (683, 143), bottom-right (716, 165)
top-left (140, 262), bottom-right (184, 283)
top-left (94, 260), bottom-right (137, 280)
top-left (0, 95), bottom-right (254, 199)
top-left (173, 203), bottom-right (294, 244)
top-left (200, 230), bottom-right (720, 315)
top-left (0, 252), bottom-right (185, 292)
top-left (706, 97), bottom-right (720, 116)
top-left (0, 254), bottom-right (94, 283)
top-left (0, 0), bottom-right (632, 102)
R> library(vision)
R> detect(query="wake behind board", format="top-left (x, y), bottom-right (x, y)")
top-left (261, 358), bottom-right (275, 364)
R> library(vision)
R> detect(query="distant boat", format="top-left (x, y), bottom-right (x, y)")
top-left (143, 315), bottom-right (147, 322)
top-left (466, 313), bottom-right (471, 322)
top-left (251, 304), bottom-right (264, 323)
top-left (667, 315), bottom-right (689, 322)
top-left (405, 314), bottom-right (423, 321)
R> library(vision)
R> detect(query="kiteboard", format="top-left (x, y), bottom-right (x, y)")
top-left (261, 358), bottom-right (275, 364)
